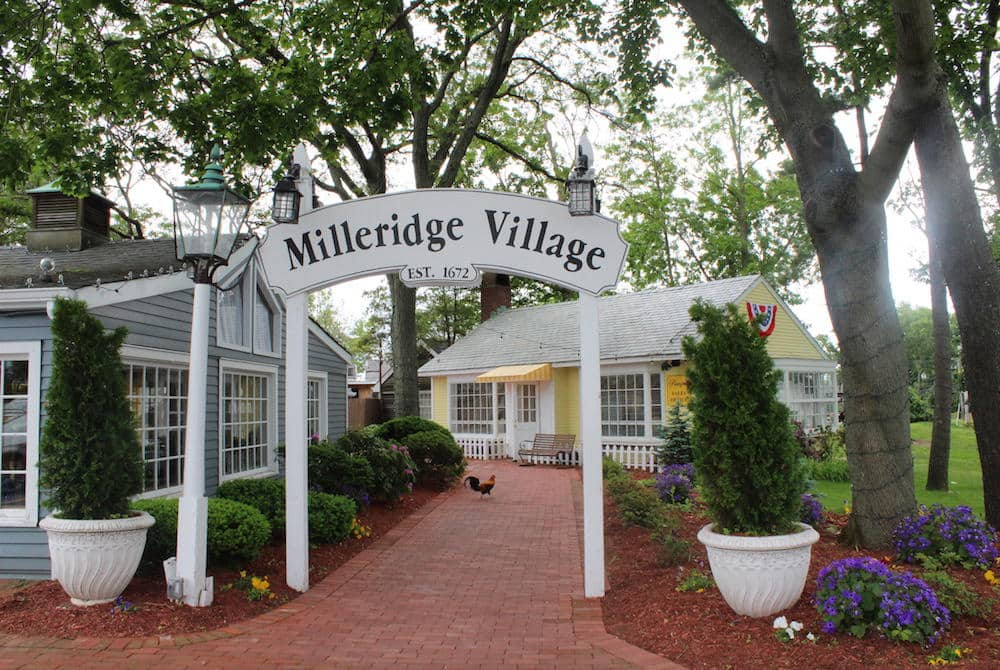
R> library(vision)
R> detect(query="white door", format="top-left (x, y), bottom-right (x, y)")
top-left (513, 383), bottom-right (539, 453)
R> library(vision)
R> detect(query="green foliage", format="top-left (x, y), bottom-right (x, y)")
top-left (376, 416), bottom-right (450, 441)
top-left (133, 497), bottom-right (271, 570)
top-left (335, 430), bottom-right (416, 502)
top-left (682, 300), bottom-right (805, 535)
top-left (920, 570), bottom-right (994, 619)
top-left (651, 517), bottom-right (691, 567)
top-left (217, 478), bottom-right (286, 538)
top-left (603, 457), bottom-right (627, 481)
top-left (909, 385), bottom-right (933, 423)
top-left (656, 403), bottom-right (693, 466)
top-left (308, 443), bottom-right (375, 504)
top-left (399, 429), bottom-right (465, 488)
top-left (307, 492), bottom-right (357, 544)
top-left (39, 297), bottom-right (142, 519)
top-left (676, 568), bottom-right (714, 592)
top-left (616, 486), bottom-right (665, 529)
top-left (803, 458), bottom-right (852, 483)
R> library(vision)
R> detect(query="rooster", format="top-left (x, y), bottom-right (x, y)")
top-left (464, 474), bottom-right (496, 497)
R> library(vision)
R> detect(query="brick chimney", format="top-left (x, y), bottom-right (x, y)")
top-left (25, 183), bottom-right (113, 252)
top-left (480, 272), bottom-right (511, 322)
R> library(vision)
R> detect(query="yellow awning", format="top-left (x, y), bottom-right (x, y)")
top-left (476, 363), bottom-right (553, 383)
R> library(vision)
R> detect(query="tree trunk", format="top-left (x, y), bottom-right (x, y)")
top-left (913, 82), bottom-right (1000, 528)
top-left (925, 249), bottom-right (952, 491)
top-left (389, 274), bottom-right (420, 417)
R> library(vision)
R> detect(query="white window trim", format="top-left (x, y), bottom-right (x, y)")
top-left (307, 370), bottom-right (329, 440)
top-left (599, 363), bottom-right (662, 441)
top-left (123, 354), bottom-right (189, 499)
top-left (215, 264), bottom-right (283, 358)
top-left (218, 359), bottom-right (279, 483)
top-left (0, 341), bottom-right (41, 527)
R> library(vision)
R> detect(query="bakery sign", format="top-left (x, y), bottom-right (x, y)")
top-left (257, 189), bottom-right (628, 297)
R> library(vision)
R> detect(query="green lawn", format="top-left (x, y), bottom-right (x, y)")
top-left (810, 421), bottom-right (985, 517)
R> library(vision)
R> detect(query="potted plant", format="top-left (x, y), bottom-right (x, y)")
top-left (682, 300), bottom-right (818, 618)
top-left (38, 297), bottom-right (154, 606)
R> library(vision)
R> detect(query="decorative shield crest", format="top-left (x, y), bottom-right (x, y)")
top-left (746, 302), bottom-right (778, 337)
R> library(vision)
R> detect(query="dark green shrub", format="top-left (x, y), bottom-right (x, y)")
top-left (336, 430), bottom-right (416, 502)
top-left (217, 477), bottom-right (286, 537)
top-left (400, 430), bottom-right (465, 488)
top-left (308, 443), bottom-right (375, 505)
top-left (616, 486), bottom-right (665, 529)
top-left (375, 416), bottom-right (450, 441)
top-left (652, 528), bottom-right (691, 567)
top-left (133, 497), bottom-right (271, 570)
top-left (607, 475), bottom-right (636, 500)
top-left (682, 301), bottom-right (805, 535)
top-left (909, 386), bottom-right (932, 422)
top-left (39, 297), bottom-right (142, 519)
top-left (656, 403), bottom-right (693, 466)
top-left (207, 498), bottom-right (273, 566)
top-left (308, 492), bottom-right (357, 543)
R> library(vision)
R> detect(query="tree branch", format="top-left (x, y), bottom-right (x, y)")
top-left (474, 132), bottom-right (560, 181)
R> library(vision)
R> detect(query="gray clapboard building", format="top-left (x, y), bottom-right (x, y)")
top-left (0, 185), bottom-right (351, 579)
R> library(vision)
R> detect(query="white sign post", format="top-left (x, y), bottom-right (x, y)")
top-left (258, 188), bottom-right (626, 598)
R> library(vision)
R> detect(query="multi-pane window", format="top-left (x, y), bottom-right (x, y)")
top-left (222, 370), bottom-right (271, 477)
top-left (601, 373), bottom-right (646, 437)
top-left (218, 267), bottom-right (279, 355)
top-left (782, 370), bottom-right (838, 432)
top-left (517, 384), bottom-right (537, 423)
top-left (418, 390), bottom-right (432, 420)
top-left (496, 385), bottom-right (506, 434)
top-left (306, 378), bottom-right (322, 441)
top-left (0, 359), bottom-right (29, 512)
top-left (650, 373), bottom-right (662, 424)
top-left (127, 363), bottom-right (187, 493)
top-left (449, 382), bottom-right (494, 434)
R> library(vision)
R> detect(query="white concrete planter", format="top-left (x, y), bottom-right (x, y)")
top-left (39, 511), bottom-right (155, 606)
top-left (697, 522), bottom-right (820, 618)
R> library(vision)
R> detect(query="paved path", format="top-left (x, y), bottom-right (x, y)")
top-left (0, 461), bottom-right (682, 669)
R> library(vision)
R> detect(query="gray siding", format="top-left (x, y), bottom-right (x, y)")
top-left (0, 311), bottom-right (51, 579)
top-left (308, 331), bottom-right (349, 441)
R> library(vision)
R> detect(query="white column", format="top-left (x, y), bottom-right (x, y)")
top-left (176, 282), bottom-right (212, 607)
top-left (578, 292), bottom-right (604, 597)
top-left (285, 292), bottom-right (309, 591)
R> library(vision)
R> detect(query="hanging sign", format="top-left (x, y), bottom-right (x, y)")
top-left (257, 189), bottom-right (628, 297)
top-left (746, 302), bottom-right (778, 337)
top-left (666, 376), bottom-right (690, 406)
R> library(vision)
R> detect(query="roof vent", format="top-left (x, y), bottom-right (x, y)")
top-left (24, 183), bottom-right (114, 252)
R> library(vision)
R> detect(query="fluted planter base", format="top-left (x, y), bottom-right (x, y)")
top-left (697, 522), bottom-right (819, 618)
top-left (39, 512), bottom-right (155, 606)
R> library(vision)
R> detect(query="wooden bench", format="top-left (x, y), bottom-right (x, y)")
top-left (517, 433), bottom-right (577, 465)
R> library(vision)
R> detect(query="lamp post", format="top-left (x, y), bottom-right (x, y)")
top-left (271, 164), bottom-right (302, 225)
top-left (171, 145), bottom-right (251, 607)
top-left (567, 132), bottom-right (597, 216)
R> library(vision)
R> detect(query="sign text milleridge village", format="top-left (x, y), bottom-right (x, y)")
top-left (258, 189), bottom-right (628, 296)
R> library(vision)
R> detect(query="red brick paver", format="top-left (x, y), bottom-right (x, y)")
top-left (0, 462), bottom-right (683, 669)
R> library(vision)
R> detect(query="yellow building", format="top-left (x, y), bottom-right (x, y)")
top-left (418, 275), bottom-right (837, 469)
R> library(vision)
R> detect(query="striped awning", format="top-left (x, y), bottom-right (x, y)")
top-left (475, 363), bottom-right (553, 383)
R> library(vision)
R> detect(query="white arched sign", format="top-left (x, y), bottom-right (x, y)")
top-left (257, 186), bottom-right (626, 599)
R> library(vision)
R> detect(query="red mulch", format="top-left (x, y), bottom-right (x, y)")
top-left (0, 487), bottom-right (439, 639)
top-left (602, 481), bottom-right (1000, 670)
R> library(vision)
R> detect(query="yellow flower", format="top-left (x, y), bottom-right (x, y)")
top-left (985, 570), bottom-right (998, 585)
top-left (251, 576), bottom-right (269, 591)
top-left (240, 570), bottom-right (247, 578)
top-left (696, 588), bottom-right (704, 593)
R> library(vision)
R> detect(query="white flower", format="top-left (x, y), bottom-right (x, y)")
top-left (784, 628), bottom-right (795, 639)
top-left (790, 621), bottom-right (804, 632)
top-left (806, 633), bottom-right (817, 641)
top-left (772, 616), bottom-right (788, 629)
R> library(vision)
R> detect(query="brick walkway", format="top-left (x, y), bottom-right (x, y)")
top-left (0, 461), bottom-right (683, 669)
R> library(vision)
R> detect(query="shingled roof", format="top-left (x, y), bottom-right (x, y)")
top-left (0, 239), bottom-right (183, 290)
top-left (419, 275), bottom-right (762, 376)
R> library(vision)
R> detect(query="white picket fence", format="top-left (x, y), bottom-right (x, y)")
top-left (456, 436), bottom-right (660, 471)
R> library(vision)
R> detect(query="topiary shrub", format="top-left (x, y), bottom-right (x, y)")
top-left (656, 402), bottom-right (693, 466)
top-left (308, 443), bottom-right (375, 506)
top-left (217, 477), bottom-right (286, 538)
top-left (335, 430), bottom-right (416, 502)
top-left (400, 430), bottom-right (465, 488)
top-left (133, 497), bottom-right (271, 570)
top-left (39, 297), bottom-right (143, 519)
top-left (682, 300), bottom-right (805, 535)
top-left (375, 416), bottom-right (450, 442)
top-left (308, 492), bottom-right (357, 543)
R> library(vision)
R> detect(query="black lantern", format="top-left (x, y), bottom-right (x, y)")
top-left (567, 133), bottom-right (597, 216)
top-left (271, 164), bottom-right (302, 224)
top-left (172, 145), bottom-right (252, 283)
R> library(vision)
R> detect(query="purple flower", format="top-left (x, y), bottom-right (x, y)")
top-left (892, 504), bottom-right (998, 569)
top-left (654, 470), bottom-right (692, 504)
top-left (800, 493), bottom-right (824, 527)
